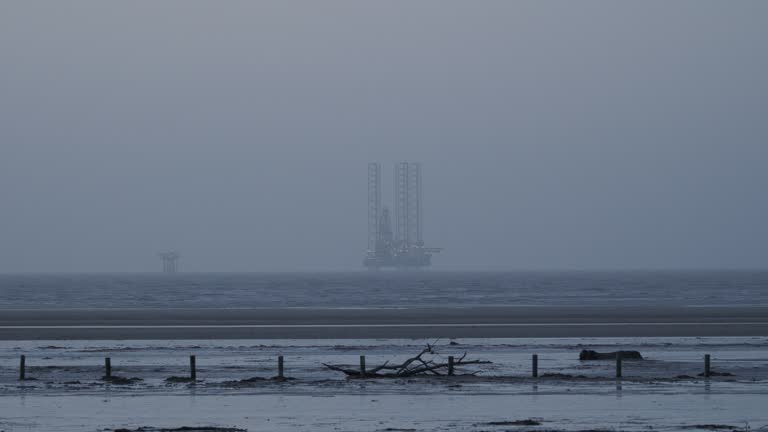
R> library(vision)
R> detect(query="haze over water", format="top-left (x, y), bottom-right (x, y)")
top-left (2, 271), bottom-right (766, 309)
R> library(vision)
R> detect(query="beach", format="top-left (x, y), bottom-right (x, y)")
top-left (1, 305), bottom-right (767, 340)
top-left (2, 335), bottom-right (767, 431)
top-left (2, 273), bottom-right (767, 431)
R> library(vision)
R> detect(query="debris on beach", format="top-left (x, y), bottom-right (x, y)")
top-left (323, 342), bottom-right (491, 378)
top-left (579, 350), bottom-right (644, 360)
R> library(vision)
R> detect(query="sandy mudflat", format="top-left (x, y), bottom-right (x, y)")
top-left (1, 336), bottom-right (767, 431)
top-left (4, 393), bottom-right (767, 432)
top-left (1, 305), bottom-right (766, 340)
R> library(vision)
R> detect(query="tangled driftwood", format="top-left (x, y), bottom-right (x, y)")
top-left (323, 342), bottom-right (491, 378)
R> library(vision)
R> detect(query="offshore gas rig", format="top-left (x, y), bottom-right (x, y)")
top-left (364, 162), bottom-right (442, 269)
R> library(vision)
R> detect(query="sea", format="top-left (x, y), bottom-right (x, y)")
top-left (1, 270), bottom-right (766, 309)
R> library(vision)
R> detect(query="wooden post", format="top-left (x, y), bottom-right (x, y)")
top-left (359, 355), bottom-right (366, 377)
top-left (704, 354), bottom-right (711, 378)
top-left (19, 355), bottom-right (25, 381)
top-left (532, 354), bottom-right (538, 378)
top-left (190, 355), bottom-right (196, 381)
top-left (616, 352), bottom-right (622, 378)
top-left (105, 357), bottom-right (112, 378)
top-left (278, 355), bottom-right (284, 379)
top-left (448, 356), bottom-right (455, 376)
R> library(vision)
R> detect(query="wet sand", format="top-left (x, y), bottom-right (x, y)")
top-left (1, 305), bottom-right (766, 340)
top-left (6, 392), bottom-right (767, 432)
top-left (5, 392), bottom-right (768, 432)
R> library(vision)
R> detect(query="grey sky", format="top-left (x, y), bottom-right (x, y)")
top-left (1, 1), bottom-right (766, 272)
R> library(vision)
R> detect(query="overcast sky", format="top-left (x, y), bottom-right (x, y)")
top-left (1, 1), bottom-right (766, 272)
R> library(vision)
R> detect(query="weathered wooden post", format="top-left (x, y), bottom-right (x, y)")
top-left (19, 355), bottom-right (26, 381)
top-left (616, 352), bottom-right (622, 378)
top-left (359, 355), bottom-right (366, 377)
top-left (704, 354), bottom-right (711, 378)
top-left (532, 354), bottom-right (539, 378)
top-left (190, 355), bottom-right (196, 381)
top-left (448, 356), bottom-right (455, 376)
top-left (278, 355), bottom-right (284, 379)
top-left (105, 357), bottom-right (112, 379)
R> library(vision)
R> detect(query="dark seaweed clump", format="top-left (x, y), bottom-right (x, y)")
top-left (682, 425), bottom-right (741, 431)
top-left (165, 376), bottom-right (196, 383)
top-left (697, 371), bottom-right (734, 377)
top-left (540, 373), bottom-right (588, 379)
top-left (480, 419), bottom-right (542, 426)
top-left (113, 427), bottom-right (246, 432)
top-left (103, 376), bottom-right (143, 385)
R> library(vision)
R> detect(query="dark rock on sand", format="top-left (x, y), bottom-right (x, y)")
top-left (579, 350), bottom-right (643, 360)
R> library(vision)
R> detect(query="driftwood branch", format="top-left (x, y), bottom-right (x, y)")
top-left (323, 343), bottom-right (491, 378)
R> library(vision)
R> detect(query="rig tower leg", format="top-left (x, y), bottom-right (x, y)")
top-left (159, 252), bottom-right (180, 273)
top-left (367, 163), bottom-right (381, 254)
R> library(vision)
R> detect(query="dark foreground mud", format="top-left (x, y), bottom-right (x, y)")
top-left (113, 427), bottom-right (246, 432)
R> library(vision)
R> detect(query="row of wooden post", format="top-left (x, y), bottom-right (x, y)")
top-left (535, 353), bottom-right (710, 379)
top-left (610, 353), bottom-right (711, 378)
top-left (15, 353), bottom-right (713, 381)
top-left (186, 355), bottom-right (286, 380)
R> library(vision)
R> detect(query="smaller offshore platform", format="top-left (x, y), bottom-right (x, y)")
top-left (364, 162), bottom-right (441, 269)
top-left (158, 251), bottom-right (180, 273)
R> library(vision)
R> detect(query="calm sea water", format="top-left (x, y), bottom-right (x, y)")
top-left (0, 271), bottom-right (766, 309)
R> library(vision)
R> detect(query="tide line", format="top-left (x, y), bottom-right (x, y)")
top-left (1, 322), bottom-right (766, 329)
